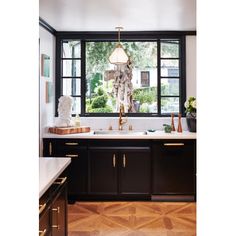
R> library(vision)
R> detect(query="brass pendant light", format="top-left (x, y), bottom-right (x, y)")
top-left (109, 27), bottom-right (128, 65)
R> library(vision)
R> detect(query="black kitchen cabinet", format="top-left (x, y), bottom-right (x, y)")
top-left (39, 177), bottom-right (68, 236)
top-left (152, 140), bottom-right (196, 201)
top-left (43, 139), bottom-right (88, 200)
top-left (88, 143), bottom-right (151, 199)
top-left (119, 148), bottom-right (151, 195)
top-left (51, 178), bottom-right (68, 236)
top-left (89, 148), bottom-right (118, 195)
top-left (43, 138), bottom-right (196, 201)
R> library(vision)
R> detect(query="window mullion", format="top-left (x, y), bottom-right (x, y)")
top-left (157, 39), bottom-right (161, 116)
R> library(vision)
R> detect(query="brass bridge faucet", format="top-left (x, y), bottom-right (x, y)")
top-left (118, 104), bottom-right (127, 130)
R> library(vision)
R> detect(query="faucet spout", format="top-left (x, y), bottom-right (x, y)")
top-left (118, 104), bottom-right (127, 130)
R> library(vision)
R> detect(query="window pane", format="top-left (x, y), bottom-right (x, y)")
top-left (161, 97), bottom-right (179, 114)
top-left (71, 97), bottom-right (81, 115)
top-left (161, 40), bottom-right (179, 58)
top-left (62, 79), bottom-right (81, 96)
top-left (86, 41), bottom-right (158, 113)
top-left (161, 78), bottom-right (179, 96)
top-left (161, 59), bottom-right (179, 77)
top-left (63, 59), bottom-right (81, 77)
top-left (62, 40), bottom-right (81, 58)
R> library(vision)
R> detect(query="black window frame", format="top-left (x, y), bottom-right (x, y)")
top-left (55, 31), bottom-right (187, 117)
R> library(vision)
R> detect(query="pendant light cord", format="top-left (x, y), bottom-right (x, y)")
top-left (115, 26), bottom-right (123, 44)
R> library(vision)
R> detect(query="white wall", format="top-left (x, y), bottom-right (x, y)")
top-left (39, 26), bottom-right (55, 156)
top-left (186, 36), bottom-right (196, 98)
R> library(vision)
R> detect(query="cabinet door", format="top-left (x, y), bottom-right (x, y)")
top-left (89, 149), bottom-right (118, 195)
top-left (152, 140), bottom-right (196, 195)
top-left (57, 148), bottom-right (88, 197)
top-left (119, 148), bottom-right (151, 195)
top-left (51, 180), bottom-right (67, 236)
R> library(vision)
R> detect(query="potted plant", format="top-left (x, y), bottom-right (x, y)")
top-left (184, 96), bottom-right (196, 132)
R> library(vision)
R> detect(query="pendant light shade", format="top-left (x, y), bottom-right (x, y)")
top-left (109, 27), bottom-right (128, 65)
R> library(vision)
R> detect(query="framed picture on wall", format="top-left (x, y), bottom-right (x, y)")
top-left (45, 81), bottom-right (53, 103)
top-left (41, 54), bottom-right (50, 77)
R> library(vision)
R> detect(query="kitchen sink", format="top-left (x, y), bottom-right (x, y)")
top-left (93, 130), bottom-right (147, 135)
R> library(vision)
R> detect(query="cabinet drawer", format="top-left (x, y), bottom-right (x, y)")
top-left (39, 204), bottom-right (51, 236)
top-left (43, 138), bottom-right (87, 156)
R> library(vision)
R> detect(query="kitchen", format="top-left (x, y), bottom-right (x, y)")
top-left (1, 0), bottom-right (235, 236)
top-left (39, 0), bottom-right (197, 234)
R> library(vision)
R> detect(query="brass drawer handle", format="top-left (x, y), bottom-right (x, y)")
top-left (65, 142), bottom-right (78, 146)
top-left (123, 154), bottom-right (126, 168)
top-left (54, 177), bottom-right (67, 185)
top-left (65, 154), bottom-right (79, 158)
top-left (113, 154), bottom-right (116, 167)
top-left (39, 203), bottom-right (46, 215)
top-left (52, 207), bottom-right (60, 229)
top-left (164, 143), bottom-right (185, 146)
top-left (39, 229), bottom-right (47, 236)
top-left (49, 142), bottom-right (52, 156)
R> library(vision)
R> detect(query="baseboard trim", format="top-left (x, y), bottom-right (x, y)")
top-left (151, 195), bottom-right (195, 202)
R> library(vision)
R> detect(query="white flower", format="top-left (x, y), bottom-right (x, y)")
top-left (191, 100), bottom-right (196, 109)
top-left (184, 100), bottom-right (189, 108)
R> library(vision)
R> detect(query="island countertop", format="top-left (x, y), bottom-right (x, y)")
top-left (39, 157), bottom-right (71, 198)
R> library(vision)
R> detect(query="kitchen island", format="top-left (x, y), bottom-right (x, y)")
top-left (39, 157), bottom-right (71, 236)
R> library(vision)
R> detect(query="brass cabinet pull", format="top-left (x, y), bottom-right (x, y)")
top-left (39, 229), bottom-right (47, 236)
top-left (123, 154), bottom-right (126, 168)
top-left (52, 207), bottom-right (60, 229)
top-left (112, 154), bottom-right (116, 167)
top-left (54, 177), bottom-right (67, 185)
top-left (49, 142), bottom-right (52, 156)
top-left (65, 142), bottom-right (78, 146)
top-left (164, 143), bottom-right (185, 146)
top-left (65, 154), bottom-right (79, 158)
top-left (39, 203), bottom-right (46, 215)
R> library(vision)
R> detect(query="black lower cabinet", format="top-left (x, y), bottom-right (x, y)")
top-left (88, 146), bottom-right (151, 199)
top-left (39, 177), bottom-right (68, 236)
top-left (119, 148), bottom-right (151, 195)
top-left (152, 140), bottom-right (196, 201)
top-left (89, 149), bottom-right (118, 195)
top-left (43, 138), bottom-right (196, 202)
top-left (43, 139), bottom-right (88, 201)
top-left (51, 178), bottom-right (67, 236)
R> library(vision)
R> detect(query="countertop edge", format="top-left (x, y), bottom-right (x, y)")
top-left (39, 158), bottom-right (71, 198)
top-left (42, 131), bottom-right (196, 139)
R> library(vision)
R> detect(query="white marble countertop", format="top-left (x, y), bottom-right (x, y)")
top-left (39, 157), bottom-right (71, 198)
top-left (43, 130), bottom-right (196, 139)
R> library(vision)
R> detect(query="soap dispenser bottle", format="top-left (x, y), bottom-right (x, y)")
top-left (75, 113), bottom-right (81, 127)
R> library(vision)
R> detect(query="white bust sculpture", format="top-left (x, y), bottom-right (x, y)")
top-left (55, 95), bottom-right (75, 127)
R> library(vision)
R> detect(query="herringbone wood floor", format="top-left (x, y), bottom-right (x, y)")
top-left (68, 201), bottom-right (196, 236)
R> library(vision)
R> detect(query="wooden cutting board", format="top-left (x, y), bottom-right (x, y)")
top-left (49, 126), bottom-right (91, 135)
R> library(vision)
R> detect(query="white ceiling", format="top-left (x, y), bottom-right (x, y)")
top-left (39, 0), bottom-right (196, 31)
